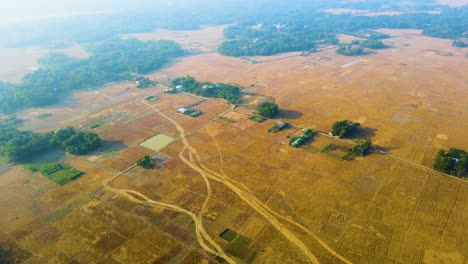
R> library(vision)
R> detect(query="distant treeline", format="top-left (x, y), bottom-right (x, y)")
top-left (219, 6), bottom-right (468, 56)
top-left (171, 76), bottom-right (241, 103)
top-left (0, 39), bottom-right (183, 113)
top-left (0, 1), bottom-right (464, 49)
top-left (0, 125), bottom-right (101, 162)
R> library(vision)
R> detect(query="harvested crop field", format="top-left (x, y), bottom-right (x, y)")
top-left (0, 25), bottom-right (467, 264)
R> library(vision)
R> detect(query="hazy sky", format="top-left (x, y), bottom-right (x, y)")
top-left (0, 0), bottom-right (173, 24)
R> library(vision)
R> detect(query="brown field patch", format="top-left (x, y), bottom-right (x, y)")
top-left (0, 25), bottom-right (467, 263)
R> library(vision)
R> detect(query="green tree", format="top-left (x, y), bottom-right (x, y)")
top-left (256, 102), bottom-right (279, 118)
top-left (332, 120), bottom-right (360, 138)
top-left (433, 148), bottom-right (468, 176)
top-left (352, 138), bottom-right (372, 156)
top-left (137, 155), bottom-right (154, 169)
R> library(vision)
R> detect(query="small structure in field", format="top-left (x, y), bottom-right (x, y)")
top-left (164, 88), bottom-right (177, 94)
top-left (289, 129), bottom-right (318, 148)
top-left (178, 108), bottom-right (189, 114)
top-left (145, 96), bottom-right (157, 102)
top-left (268, 121), bottom-right (289, 133)
top-left (178, 107), bottom-right (202, 117)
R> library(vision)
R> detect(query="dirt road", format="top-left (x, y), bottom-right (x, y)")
top-left (143, 101), bottom-right (325, 263)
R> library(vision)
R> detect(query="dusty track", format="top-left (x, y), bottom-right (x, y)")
top-left (206, 129), bottom-right (352, 264)
top-left (101, 101), bottom-right (236, 263)
top-left (143, 101), bottom-right (324, 263)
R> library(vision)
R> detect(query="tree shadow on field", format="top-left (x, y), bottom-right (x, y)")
top-left (349, 127), bottom-right (377, 139)
top-left (277, 109), bottom-right (303, 119)
top-left (91, 140), bottom-right (128, 156)
top-left (373, 145), bottom-right (400, 153)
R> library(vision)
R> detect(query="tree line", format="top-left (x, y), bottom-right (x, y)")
top-left (218, 6), bottom-right (467, 57)
top-left (0, 39), bottom-right (183, 114)
top-left (171, 76), bottom-right (241, 103)
top-left (0, 125), bottom-right (101, 162)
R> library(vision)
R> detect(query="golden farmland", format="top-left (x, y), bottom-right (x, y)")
top-left (0, 26), bottom-right (467, 263)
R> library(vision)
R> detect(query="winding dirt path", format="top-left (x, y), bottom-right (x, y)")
top-left (143, 101), bottom-right (321, 263)
top-left (103, 184), bottom-right (235, 263)
top-left (206, 129), bottom-right (352, 264)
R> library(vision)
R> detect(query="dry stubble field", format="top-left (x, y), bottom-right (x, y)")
top-left (0, 25), bottom-right (467, 263)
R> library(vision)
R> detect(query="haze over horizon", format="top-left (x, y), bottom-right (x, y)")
top-left (0, 0), bottom-right (178, 24)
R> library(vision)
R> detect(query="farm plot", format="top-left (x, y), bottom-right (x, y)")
top-left (140, 134), bottom-right (175, 152)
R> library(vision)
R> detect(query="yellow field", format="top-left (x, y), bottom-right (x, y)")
top-left (0, 25), bottom-right (467, 263)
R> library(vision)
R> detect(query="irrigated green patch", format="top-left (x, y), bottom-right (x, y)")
top-left (220, 229), bottom-right (238, 242)
top-left (248, 115), bottom-right (266, 123)
top-left (26, 163), bottom-right (83, 185)
top-left (220, 229), bottom-right (257, 263)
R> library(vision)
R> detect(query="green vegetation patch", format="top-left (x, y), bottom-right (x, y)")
top-left (248, 115), bottom-right (266, 123)
top-left (171, 76), bottom-right (241, 103)
top-left (0, 125), bottom-right (101, 162)
top-left (36, 113), bottom-right (53, 119)
top-left (27, 163), bottom-right (83, 185)
top-left (220, 229), bottom-right (256, 264)
top-left (256, 102), bottom-right (279, 118)
top-left (136, 155), bottom-right (154, 169)
top-left (0, 39), bottom-right (183, 114)
top-left (337, 44), bottom-right (364, 56)
top-left (268, 121), bottom-right (288, 133)
top-left (220, 229), bottom-right (238, 242)
top-left (90, 120), bottom-right (106, 129)
top-left (0, 116), bottom-right (23, 127)
top-left (332, 120), bottom-right (361, 138)
top-left (135, 77), bottom-right (156, 88)
top-left (433, 148), bottom-right (468, 177)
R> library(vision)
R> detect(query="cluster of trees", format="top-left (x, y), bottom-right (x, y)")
top-left (219, 34), bottom-right (319, 57)
top-left (336, 39), bottom-right (385, 56)
top-left (256, 102), bottom-right (279, 118)
top-left (137, 155), bottom-right (154, 169)
top-left (0, 39), bottom-right (183, 113)
top-left (0, 1), bottom-right (465, 52)
top-left (452, 40), bottom-right (467, 48)
top-left (0, 125), bottom-right (101, 162)
top-left (362, 39), bottom-right (385, 49)
top-left (337, 45), bottom-right (364, 56)
top-left (171, 76), bottom-right (241, 103)
top-left (332, 120), bottom-right (361, 138)
top-left (352, 138), bottom-right (372, 156)
top-left (433, 148), bottom-right (468, 177)
top-left (218, 6), bottom-right (467, 57)
top-left (136, 77), bottom-right (155, 88)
